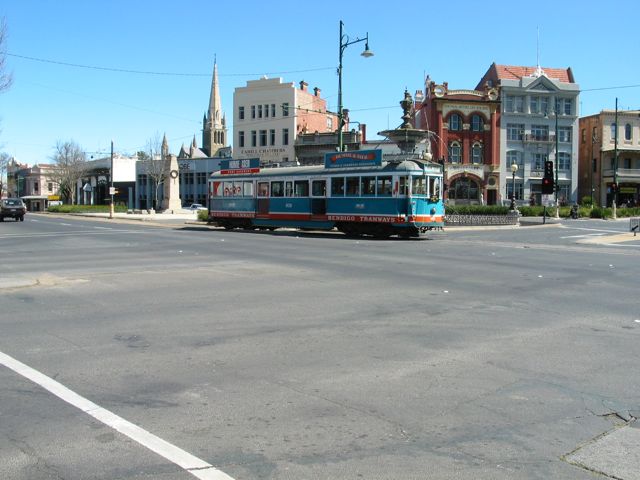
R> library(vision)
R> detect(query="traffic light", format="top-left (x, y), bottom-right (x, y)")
top-left (541, 160), bottom-right (555, 194)
top-left (541, 177), bottom-right (554, 194)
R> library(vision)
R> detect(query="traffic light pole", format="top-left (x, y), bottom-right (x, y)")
top-left (109, 140), bottom-right (114, 219)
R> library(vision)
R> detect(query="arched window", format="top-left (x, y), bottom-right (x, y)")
top-left (471, 143), bottom-right (483, 164)
top-left (610, 123), bottom-right (617, 141)
top-left (625, 124), bottom-right (632, 141)
top-left (448, 113), bottom-right (462, 131)
top-left (448, 141), bottom-right (462, 163)
top-left (471, 114), bottom-right (484, 132)
top-left (448, 177), bottom-right (480, 204)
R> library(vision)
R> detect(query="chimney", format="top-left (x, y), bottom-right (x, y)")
top-left (314, 87), bottom-right (321, 97)
top-left (299, 80), bottom-right (308, 92)
top-left (360, 124), bottom-right (366, 143)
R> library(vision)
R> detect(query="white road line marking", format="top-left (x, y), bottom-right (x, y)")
top-left (93, 226), bottom-right (113, 230)
top-left (0, 351), bottom-right (235, 480)
top-left (560, 233), bottom-right (606, 239)
top-left (59, 223), bottom-right (72, 226)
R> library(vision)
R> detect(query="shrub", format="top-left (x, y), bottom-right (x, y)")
top-left (47, 204), bottom-right (128, 213)
top-left (444, 205), bottom-right (510, 215)
top-left (581, 196), bottom-right (593, 206)
top-left (197, 209), bottom-right (209, 222)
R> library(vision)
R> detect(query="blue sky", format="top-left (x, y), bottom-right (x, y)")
top-left (1, 0), bottom-right (639, 164)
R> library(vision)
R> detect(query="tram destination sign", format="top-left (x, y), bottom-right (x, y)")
top-left (325, 149), bottom-right (382, 169)
top-left (220, 158), bottom-right (260, 175)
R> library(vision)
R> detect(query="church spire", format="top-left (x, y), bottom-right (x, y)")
top-left (202, 56), bottom-right (227, 157)
top-left (161, 133), bottom-right (169, 158)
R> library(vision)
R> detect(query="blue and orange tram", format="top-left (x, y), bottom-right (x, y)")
top-left (208, 150), bottom-right (444, 238)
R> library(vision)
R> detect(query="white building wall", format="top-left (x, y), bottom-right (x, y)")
top-left (233, 78), bottom-right (297, 165)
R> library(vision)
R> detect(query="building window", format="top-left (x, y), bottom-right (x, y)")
top-left (557, 127), bottom-right (572, 143)
top-left (581, 128), bottom-right (586, 143)
top-left (507, 150), bottom-right (523, 170)
top-left (269, 129), bottom-right (275, 146)
top-left (562, 98), bottom-right (572, 115)
top-left (506, 181), bottom-right (523, 201)
top-left (238, 106), bottom-right (245, 120)
top-left (471, 143), bottom-right (483, 164)
top-left (540, 96), bottom-right (548, 114)
top-left (34, 181), bottom-right (39, 193)
top-left (506, 95), bottom-right (524, 113)
top-left (448, 142), bottom-right (461, 163)
top-left (507, 123), bottom-right (524, 141)
top-left (610, 123), bottom-right (617, 142)
top-left (271, 104), bottom-right (276, 117)
top-left (625, 123), bottom-right (632, 141)
top-left (264, 104), bottom-right (269, 118)
top-left (448, 113), bottom-right (462, 131)
top-left (327, 117), bottom-right (333, 130)
top-left (239, 131), bottom-right (245, 147)
top-left (259, 130), bottom-right (267, 146)
top-left (48, 182), bottom-right (53, 192)
top-left (258, 105), bottom-right (263, 118)
top-left (471, 114), bottom-right (484, 132)
top-left (558, 152), bottom-right (571, 170)
top-left (282, 128), bottom-right (289, 145)
top-left (251, 130), bottom-right (257, 147)
top-left (251, 105), bottom-right (256, 119)
top-left (532, 153), bottom-right (548, 170)
top-left (531, 125), bottom-right (549, 141)
top-left (530, 96), bottom-right (539, 114)
top-left (282, 103), bottom-right (289, 117)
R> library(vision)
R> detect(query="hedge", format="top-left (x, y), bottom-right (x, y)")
top-left (47, 205), bottom-right (129, 213)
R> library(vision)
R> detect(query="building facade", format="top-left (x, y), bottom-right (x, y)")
top-left (579, 110), bottom-right (640, 207)
top-left (6, 160), bottom-right (60, 211)
top-left (476, 63), bottom-right (580, 206)
top-left (233, 78), bottom-right (340, 165)
top-left (415, 80), bottom-right (501, 205)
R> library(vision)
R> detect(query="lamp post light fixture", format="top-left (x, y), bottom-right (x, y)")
top-left (337, 20), bottom-right (373, 152)
top-left (510, 161), bottom-right (518, 210)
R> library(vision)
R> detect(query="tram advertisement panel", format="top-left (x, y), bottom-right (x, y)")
top-left (220, 158), bottom-right (260, 175)
top-left (324, 150), bottom-right (382, 169)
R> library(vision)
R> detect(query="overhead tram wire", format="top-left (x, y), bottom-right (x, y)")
top-left (5, 52), bottom-right (334, 77)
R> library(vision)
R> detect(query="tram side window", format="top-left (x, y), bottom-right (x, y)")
top-left (346, 177), bottom-right (359, 196)
top-left (223, 181), bottom-right (234, 197)
top-left (398, 176), bottom-right (408, 196)
top-left (377, 176), bottom-right (392, 196)
top-left (243, 181), bottom-right (254, 197)
top-left (271, 181), bottom-right (284, 197)
top-left (361, 176), bottom-right (376, 196)
top-left (294, 180), bottom-right (309, 197)
top-left (331, 177), bottom-right (345, 196)
top-left (258, 182), bottom-right (269, 197)
top-left (429, 177), bottom-right (440, 198)
top-left (285, 181), bottom-right (293, 197)
top-left (311, 180), bottom-right (326, 197)
top-left (212, 181), bottom-right (223, 197)
top-left (412, 176), bottom-right (426, 195)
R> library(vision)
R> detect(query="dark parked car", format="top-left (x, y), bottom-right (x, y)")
top-left (0, 198), bottom-right (27, 222)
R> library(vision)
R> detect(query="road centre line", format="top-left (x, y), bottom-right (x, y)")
top-left (58, 223), bottom-right (72, 226)
top-left (0, 351), bottom-right (235, 480)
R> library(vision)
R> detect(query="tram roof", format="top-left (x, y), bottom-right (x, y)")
top-left (210, 159), bottom-right (441, 179)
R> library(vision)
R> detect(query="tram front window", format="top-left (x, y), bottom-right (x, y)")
top-left (412, 176), bottom-right (426, 195)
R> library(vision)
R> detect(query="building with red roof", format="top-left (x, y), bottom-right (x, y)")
top-left (476, 63), bottom-right (580, 206)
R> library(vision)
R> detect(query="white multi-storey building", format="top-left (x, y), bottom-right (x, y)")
top-left (233, 77), bottom-right (339, 166)
top-left (477, 63), bottom-right (580, 206)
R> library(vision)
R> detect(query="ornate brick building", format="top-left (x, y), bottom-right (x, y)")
top-left (414, 79), bottom-right (501, 205)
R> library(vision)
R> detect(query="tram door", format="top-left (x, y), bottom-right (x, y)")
top-left (311, 179), bottom-right (326, 215)
top-left (256, 181), bottom-right (269, 217)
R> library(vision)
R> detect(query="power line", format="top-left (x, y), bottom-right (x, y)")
top-left (5, 52), bottom-right (334, 77)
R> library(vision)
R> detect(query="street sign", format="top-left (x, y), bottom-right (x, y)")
top-left (109, 187), bottom-right (116, 195)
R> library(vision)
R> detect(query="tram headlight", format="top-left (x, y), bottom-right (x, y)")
top-left (430, 207), bottom-right (436, 215)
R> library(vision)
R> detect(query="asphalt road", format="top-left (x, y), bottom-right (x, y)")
top-left (1, 214), bottom-right (638, 480)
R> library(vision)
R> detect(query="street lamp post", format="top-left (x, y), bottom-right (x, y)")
top-left (510, 162), bottom-right (518, 210)
top-left (553, 99), bottom-right (560, 218)
top-left (612, 97), bottom-right (619, 219)
top-left (337, 20), bottom-right (373, 152)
